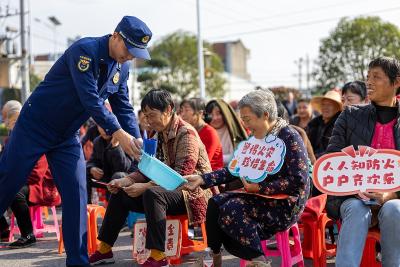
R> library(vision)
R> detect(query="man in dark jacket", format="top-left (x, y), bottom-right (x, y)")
top-left (326, 57), bottom-right (400, 267)
top-left (307, 90), bottom-right (343, 196)
top-left (86, 124), bottom-right (136, 203)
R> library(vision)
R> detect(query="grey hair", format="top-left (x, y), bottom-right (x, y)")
top-left (3, 100), bottom-right (22, 114)
top-left (7, 106), bottom-right (21, 120)
top-left (238, 89), bottom-right (278, 120)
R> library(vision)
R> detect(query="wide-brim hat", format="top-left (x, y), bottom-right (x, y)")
top-left (311, 90), bottom-right (343, 113)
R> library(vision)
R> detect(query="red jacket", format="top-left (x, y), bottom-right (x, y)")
top-left (27, 155), bottom-right (61, 206)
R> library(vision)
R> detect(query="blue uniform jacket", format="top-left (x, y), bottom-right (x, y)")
top-left (19, 35), bottom-right (140, 141)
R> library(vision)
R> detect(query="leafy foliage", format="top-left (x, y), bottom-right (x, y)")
top-left (314, 16), bottom-right (400, 94)
top-left (137, 31), bottom-right (226, 100)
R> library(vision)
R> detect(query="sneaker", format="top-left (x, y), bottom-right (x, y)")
top-left (89, 250), bottom-right (115, 265)
top-left (140, 257), bottom-right (169, 267)
top-left (8, 234), bottom-right (36, 248)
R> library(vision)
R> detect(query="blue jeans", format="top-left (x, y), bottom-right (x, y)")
top-left (336, 198), bottom-right (400, 267)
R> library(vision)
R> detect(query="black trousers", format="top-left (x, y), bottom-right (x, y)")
top-left (0, 185), bottom-right (33, 237)
top-left (206, 198), bottom-right (263, 260)
top-left (98, 186), bottom-right (186, 251)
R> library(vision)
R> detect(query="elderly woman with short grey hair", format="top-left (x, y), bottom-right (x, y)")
top-left (185, 90), bottom-right (310, 266)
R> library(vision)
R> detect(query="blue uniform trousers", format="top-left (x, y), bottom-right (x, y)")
top-left (0, 121), bottom-right (88, 266)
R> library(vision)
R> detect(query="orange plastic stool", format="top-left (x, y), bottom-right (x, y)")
top-left (87, 204), bottom-right (106, 254)
top-left (9, 205), bottom-right (59, 242)
top-left (299, 212), bottom-right (337, 267)
top-left (360, 228), bottom-right (381, 267)
top-left (240, 223), bottom-right (304, 267)
top-left (58, 210), bottom-right (93, 254)
top-left (167, 215), bottom-right (207, 265)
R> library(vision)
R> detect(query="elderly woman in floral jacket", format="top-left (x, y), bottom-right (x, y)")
top-left (90, 89), bottom-right (212, 267)
top-left (185, 90), bottom-right (310, 266)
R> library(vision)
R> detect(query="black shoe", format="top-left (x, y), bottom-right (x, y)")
top-left (192, 226), bottom-right (204, 241)
top-left (0, 229), bottom-right (10, 241)
top-left (8, 234), bottom-right (36, 248)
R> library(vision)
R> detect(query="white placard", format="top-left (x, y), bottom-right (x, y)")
top-left (132, 219), bottom-right (181, 260)
top-left (228, 134), bottom-right (286, 183)
top-left (313, 146), bottom-right (400, 195)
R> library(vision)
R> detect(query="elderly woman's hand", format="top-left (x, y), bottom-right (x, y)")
top-left (182, 175), bottom-right (205, 191)
top-left (363, 192), bottom-right (398, 205)
top-left (241, 178), bottom-right (260, 193)
top-left (107, 179), bottom-right (126, 194)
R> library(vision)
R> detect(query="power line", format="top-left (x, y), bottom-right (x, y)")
top-left (178, 0), bottom-right (238, 22)
top-left (32, 33), bottom-right (66, 47)
top-left (203, 0), bottom-right (267, 28)
top-left (204, 0), bottom-right (367, 30)
top-left (207, 6), bottom-right (400, 39)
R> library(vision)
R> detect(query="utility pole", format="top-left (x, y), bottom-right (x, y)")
top-left (295, 57), bottom-right (303, 91)
top-left (196, 0), bottom-right (206, 99)
top-left (306, 54), bottom-right (310, 98)
top-left (20, 0), bottom-right (30, 103)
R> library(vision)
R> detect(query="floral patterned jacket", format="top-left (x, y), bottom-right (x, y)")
top-left (202, 126), bottom-right (310, 254)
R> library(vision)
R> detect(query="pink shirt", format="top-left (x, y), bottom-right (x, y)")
top-left (370, 119), bottom-right (397, 149)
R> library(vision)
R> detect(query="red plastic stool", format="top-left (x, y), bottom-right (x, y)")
top-left (167, 215), bottom-right (207, 265)
top-left (299, 211), bottom-right (337, 267)
top-left (240, 223), bottom-right (304, 267)
top-left (360, 227), bottom-right (381, 267)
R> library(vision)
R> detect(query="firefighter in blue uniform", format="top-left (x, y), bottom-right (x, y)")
top-left (0, 16), bottom-right (151, 266)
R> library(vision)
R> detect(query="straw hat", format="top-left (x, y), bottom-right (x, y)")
top-left (311, 90), bottom-right (343, 113)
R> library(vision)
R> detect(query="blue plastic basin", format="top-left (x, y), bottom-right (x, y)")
top-left (138, 151), bottom-right (187, 190)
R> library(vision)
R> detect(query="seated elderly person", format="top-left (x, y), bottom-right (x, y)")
top-left (326, 57), bottom-right (400, 267)
top-left (307, 90), bottom-right (343, 159)
top-left (185, 90), bottom-right (310, 267)
top-left (86, 123), bottom-right (136, 203)
top-left (89, 89), bottom-right (212, 267)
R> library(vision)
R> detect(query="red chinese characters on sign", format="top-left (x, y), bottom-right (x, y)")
top-left (133, 219), bottom-right (181, 259)
top-left (313, 146), bottom-right (400, 196)
top-left (229, 135), bottom-right (286, 183)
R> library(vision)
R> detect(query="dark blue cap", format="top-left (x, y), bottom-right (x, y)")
top-left (115, 16), bottom-right (152, 60)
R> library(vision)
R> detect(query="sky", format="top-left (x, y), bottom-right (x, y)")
top-left (2, 0), bottom-right (400, 90)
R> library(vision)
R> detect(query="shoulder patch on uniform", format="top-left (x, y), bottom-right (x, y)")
top-left (77, 56), bottom-right (92, 72)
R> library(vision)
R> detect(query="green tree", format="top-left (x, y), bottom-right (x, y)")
top-left (29, 72), bottom-right (42, 92)
top-left (314, 16), bottom-right (400, 94)
top-left (137, 31), bottom-right (226, 100)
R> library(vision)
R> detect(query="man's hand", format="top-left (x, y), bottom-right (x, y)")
top-left (112, 129), bottom-right (142, 160)
top-left (132, 138), bottom-right (143, 160)
top-left (182, 175), bottom-right (204, 191)
top-left (90, 167), bottom-right (104, 180)
top-left (110, 136), bottom-right (120, 148)
top-left (123, 182), bottom-right (151, 198)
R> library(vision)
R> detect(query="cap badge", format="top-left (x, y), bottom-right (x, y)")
top-left (142, 35), bottom-right (150, 44)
